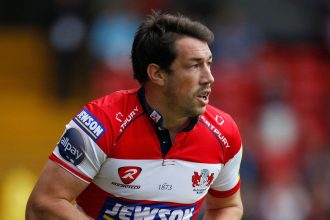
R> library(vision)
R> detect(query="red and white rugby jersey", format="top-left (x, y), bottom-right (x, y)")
top-left (49, 88), bottom-right (243, 220)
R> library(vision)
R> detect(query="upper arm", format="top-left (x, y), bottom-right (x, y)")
top-left (26, 103), bottom-right (111, 219)
top-left (205, 189), bottom-right (243, 210)
top-left (28, 159), bottom-right (89, 204)
top-left (26, 160), bottom-right (92, 219)
top-left (203, 190), bottom-right (243, 220)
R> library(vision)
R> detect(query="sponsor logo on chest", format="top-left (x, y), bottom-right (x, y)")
top-left (99, 201), bottom-right (195, 220)
top-left (112, 166), bottom-right (142, 189)
top-left (118, 166), bottom-right (142, 184)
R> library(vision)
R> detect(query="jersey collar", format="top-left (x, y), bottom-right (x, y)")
top-left (137, 87), bottom-right (198, 132)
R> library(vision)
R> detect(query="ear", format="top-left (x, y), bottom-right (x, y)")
top-left (147, 63), bottom-right (166, 86)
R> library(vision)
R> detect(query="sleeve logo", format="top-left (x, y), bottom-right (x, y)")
top-left (74, 108), bottom-right (105, 141)
top-left (58, 128), bottom-right (85, 165)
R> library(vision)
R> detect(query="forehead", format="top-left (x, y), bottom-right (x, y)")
top-left (174, 36), bottom-right (212, 60)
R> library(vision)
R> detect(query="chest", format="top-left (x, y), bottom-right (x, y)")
top-left (110, 119), bottom-right (224, 163)
top-left (96, 119), bottom-right (224, 203)
top-left (94, 158), bottom-right (221, 204)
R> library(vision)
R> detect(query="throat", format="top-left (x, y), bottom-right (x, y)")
top-left (156, 122), bottom-right (186, 158)
top-left (163, 116), bottom-right (190, 132)
top-left (169, 130), bottom-right (177, 143)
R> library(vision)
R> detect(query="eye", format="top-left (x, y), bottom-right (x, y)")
top-left (192, 64), bottom-right (199, 69)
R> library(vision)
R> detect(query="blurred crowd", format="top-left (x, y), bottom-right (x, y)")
top-left (6, 0), bottom-right (330, 219)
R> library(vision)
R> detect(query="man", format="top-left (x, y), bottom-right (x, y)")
top-left (26, 11), bottom-right (243, 220)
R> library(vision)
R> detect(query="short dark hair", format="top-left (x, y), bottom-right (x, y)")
top-left (131, 11), bottom-right (214, 84)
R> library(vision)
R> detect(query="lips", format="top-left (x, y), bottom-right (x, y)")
top-left (197, 89), bottom-right (211, 105)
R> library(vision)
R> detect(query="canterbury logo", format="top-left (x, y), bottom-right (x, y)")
top-left (118, 166), bottom-right (142, 184)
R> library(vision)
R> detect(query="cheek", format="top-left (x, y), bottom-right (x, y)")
top-left (171, 80), bottom-right (188, 95)
top-left (178, 77), bottom-right (197, 94)
top-left (166, 73), bottom-right (197, 96)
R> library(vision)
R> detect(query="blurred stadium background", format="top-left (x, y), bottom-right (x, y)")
top-left (0, 0), bottom-right (329, 219)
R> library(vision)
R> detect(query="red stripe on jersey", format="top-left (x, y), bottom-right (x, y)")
top-left (49, 153), bottom-right (92, 183)
top-left (76, 183), bottom-right (108, 218)
top-left (208, 179), bottom-right (240, 198)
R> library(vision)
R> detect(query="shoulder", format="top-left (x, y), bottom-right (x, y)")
top-left (89, 89), bottom-right (139, 111)
top-left (200, 105), bottom-right (242, 162)
top-left (73, 89), bottom-right (140, 146)
top-left (81, 89), bottom-right (139, 120)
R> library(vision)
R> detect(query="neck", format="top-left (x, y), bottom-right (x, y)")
top-left (144, 85), bottom-right (189, 133)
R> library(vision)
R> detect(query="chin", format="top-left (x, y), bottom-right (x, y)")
top-left (192, 106), bottom-right (206, 117)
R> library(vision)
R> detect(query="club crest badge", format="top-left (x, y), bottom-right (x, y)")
top-left (192, 169), bottom-right (214, 194)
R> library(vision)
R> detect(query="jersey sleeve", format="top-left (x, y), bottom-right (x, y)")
top-left (49, 103), bottom-right (111, 184)
top-left (209, 114), bottom-right (243, 198)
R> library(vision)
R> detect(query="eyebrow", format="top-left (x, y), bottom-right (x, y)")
top-left (188, 55), bottom-right (213, 62)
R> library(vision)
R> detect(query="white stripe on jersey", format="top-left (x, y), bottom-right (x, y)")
top-left (93, 158), bottom-right (222, 204)
top-left (210, 146), bottom-right (242, 192)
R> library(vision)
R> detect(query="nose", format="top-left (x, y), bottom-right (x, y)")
top-left (200, 64), bottom-right (214, 85)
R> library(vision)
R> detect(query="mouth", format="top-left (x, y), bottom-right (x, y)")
top-left (196, 90), bottom-right (211, 105)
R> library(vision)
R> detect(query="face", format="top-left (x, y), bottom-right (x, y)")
top-left (163, 36), bottom-right (214, 117)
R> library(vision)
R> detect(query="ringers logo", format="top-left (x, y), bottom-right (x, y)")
top-left (118, 166), bottom-right (142, 184)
